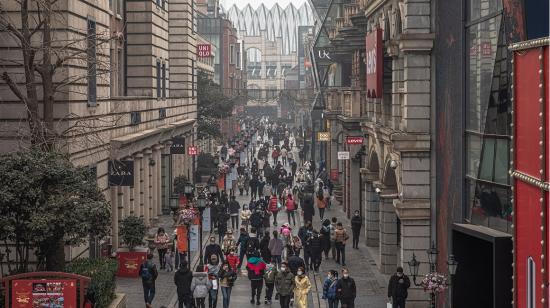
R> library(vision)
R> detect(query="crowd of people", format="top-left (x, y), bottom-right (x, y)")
top-left (138, 118), bottom-right (411, 308)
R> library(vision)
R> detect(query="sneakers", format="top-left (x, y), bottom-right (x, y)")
top-left (256, 300), bottom-right (261, 305)
top-left (265, 299), bottom-right (268, 304)
top-left (250, 299), bottom-right (255, 304)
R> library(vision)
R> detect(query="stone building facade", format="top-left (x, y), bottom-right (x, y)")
top-left (0, 0), bottom-right (198, 257)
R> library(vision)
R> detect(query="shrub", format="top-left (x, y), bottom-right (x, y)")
top-left (65, 258), bottom-right (118, 308)
top-left (119, 216), bottom-right (147, 250)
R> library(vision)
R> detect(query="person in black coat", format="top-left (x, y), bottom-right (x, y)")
top-left (387, 267), bottom-right (411, 308)
top-left (218, 210), bottom-right (230, 243)
top-left (229, 196), bottom-right (240, 230)
top-left (204, 236), bottom-right (224, 264)
top-left (309, 230), bottom-right (323, 272)
top-left (320, 219), bottom-right (332, 259)
top-left (174, 261), bottom-right (194, 308)
top-left (259, 231), bottom-right (272, 262)
top-left (336, 268), bottom-right (357, 308)
top-left (301, 195), bottom-right (315, 226)
top-left (350, 210), bottom-right (363, 249)
top-left (287, 250), bottom-right (306, 276)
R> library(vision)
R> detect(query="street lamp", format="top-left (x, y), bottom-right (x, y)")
top-left (195, 191), bottom-right (208, 267)
top-left (407, 253), bottom-right (420, 279)
top-left (427, 241), bottom-right (438, 271)
top-left (447, 254), bottom-right (458, 275)
top-left (213, 155), bottom-right (219, 165)
top-left (183, 182), bottom-right (194, 195)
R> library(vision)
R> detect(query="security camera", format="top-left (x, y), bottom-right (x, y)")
top-left (390, 160), bottom-right (398, 169)
top-left (375, 187), bottom-right (381, 194)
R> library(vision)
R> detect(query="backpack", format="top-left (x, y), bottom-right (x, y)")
top-left (140, 261), bottom-right (155, 282)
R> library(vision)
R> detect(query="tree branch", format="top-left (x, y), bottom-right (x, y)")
top-left (1, 72), bottom-right (28, 105)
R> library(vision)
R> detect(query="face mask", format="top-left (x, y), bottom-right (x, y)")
top-left (297, 271), bottom-right (303, 276)
top-left (355, 213), bottom-right (359, 216)
top-left (343, 273), bottom-right (349, 278)
top-left (281, 266), bottom-right (287, 271)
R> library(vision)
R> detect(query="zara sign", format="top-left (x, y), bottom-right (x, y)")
top-left (365, 28), bottom-right (383, 98)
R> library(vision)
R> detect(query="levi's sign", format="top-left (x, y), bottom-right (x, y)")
top-left (198, 44), bottom-right (211, 57)
top-left (346, 136), bottom-right (364, 145)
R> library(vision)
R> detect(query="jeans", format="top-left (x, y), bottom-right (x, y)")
top-left (142, 282), bottom-right (155, 304)
top-left (265, 282), bottom-right (275, 300)
top-left (158, 248), bottom-right (167, 269)
top-left (279, 295), bottom-right (291, 308)
top-left (393, 297), bottom-right (406, 308)
top-left (271, 255), bottom-right (282, 267)
top-left (178, 293), bottom-right (193, 308)
top-left (250, 279), bottom-right (263, 302)
top-left (352, 229), bottom-right (360, 248)
top-left (287, 210), bottom-right (296, 225)
top-left (231, 215), bottom-right (239, 230)
top-left (195, 298), bottom-right (206, 308)
top-left (238, 249), bottom-right (246, 269)
top-left (335, 242), bottom-right (346, 265)
top-left (208, 288), bottom-right (218, 308)
top-left (340, 298), bottom-right (354, 308)
top-left (319, 207), bottom-right (325, 220)
top-left (327, 299), bottom-right (339, 308)
top-left (330, 241), bottom-right (336, 259)
top-left (272, 211), bottom-right (279, 225)
top-left (221, 286), bottom-right (232, 308)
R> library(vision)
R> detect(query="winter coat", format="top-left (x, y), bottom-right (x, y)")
top-left (294, 276), bottom-right (311, 308)
top-left (218, 267), bottom-right (237, 287)
top-left (351, 215), bottom-right (362, 232)
top-left (222, 236), bottom-right (236, 254)
top-left (275, 270), bottom-right (295, 296)
top-left (240, 209), bottom-right (252, 221)
top-left (301, 197), bottom-right (315, 223)
top-left (154, 233), bottom-right (170, 250)
top-left (334, 227), bottom-right (349, 244)
top-left (263, 265), bottom-right (278, 284)
top-left (288, 255), bottom-right (305, 276)
top-left (204, 244), bottom-right (224, 264)
top-left (335, 277), bottom-right (356, 300)
top-left (174, 266), bottom-right (193, 296)
top-left (229, 201), bottom-right (240, 215)
top-left (320, 224), bottom-right (332, 250)
top-left (388, 274), bottom-right (411, 299)
top-left (268, 237), bottom-right (284, 256)
top-left (246, 257), bottom-right (266, 281)
top-left (322, 277), bottom-right (338, 300)
top-left (226, 253), bottom-right (240, 270)
top-left (260, 237), bottom-right (272, 261)
top-left (285, 197), bottom-right (296, 211)
top-left (268, 196), bottom-right (279, 212)
top-left (191, 272), bottom-right (212, 298)
top-left (309, 234), bottom-right (323, 256)
top-left (237, 233), bottom-right (250, 252)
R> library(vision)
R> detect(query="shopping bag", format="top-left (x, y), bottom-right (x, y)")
top-left (387, 301), bottom-right (393, 308)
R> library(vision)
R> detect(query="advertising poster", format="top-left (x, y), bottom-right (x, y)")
top-left (202, 208), bottom-right (211, 232)
top-left (189, 225), bottom-right (199, 252)
top-left (12, 279), bottom-right (77, 308)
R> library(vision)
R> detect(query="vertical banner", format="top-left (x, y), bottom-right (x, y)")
top-left (366, 28), bottom-right (383, 98)
top-left (189, 225), bottom-right (199, 252)
top-left (176, 225), bottom-right (188, 253)
top-left (202, 208), bottom-right (211, 232)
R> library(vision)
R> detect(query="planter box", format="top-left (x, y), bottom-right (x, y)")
top-left (116, 247), bottom-right (148, 278)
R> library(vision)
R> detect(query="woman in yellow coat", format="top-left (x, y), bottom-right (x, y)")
top-left (294, 267), bottom-right (311, 308)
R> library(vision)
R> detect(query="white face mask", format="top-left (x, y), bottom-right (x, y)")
top-left (281, 266), bottom-right (287, 271)
top-left (343, 273), bottom-right (349, 278)
top-left (297, 271), bottom-right (303, 275)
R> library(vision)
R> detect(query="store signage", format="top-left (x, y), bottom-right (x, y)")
top-left (337, 151), bottom-right (350, 160)
top-left (366, 28), bottom-right (383, 98)
top-left (317, 132), bottom-right (330, 142)
top-left (346, 136), bottom-right (364, 145)
top-left (317, 49), bottom-right (331, 59)
top-left (202, 208), bottom-right (211, 232)
top-left (170, 137), bottom-right (186, 154)
top-left (12, 279), bottom-right (77, 308)
top-left (188, 146), bottom-right (198, 156)
top-left (108, 160), bottom-right (134, 186)
top-left (198, 44), bottom-right (211, 57)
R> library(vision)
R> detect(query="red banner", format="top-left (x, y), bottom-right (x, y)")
top-left (346, 136), bottom-right (364, 145)
top-left (198, 44), bottom-right (211, 57)
top-left (365, 28), bottom-right (383, 98)
top-left (12, 279), bottom-right (77, 308)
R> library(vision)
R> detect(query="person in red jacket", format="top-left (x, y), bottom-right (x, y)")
top-left (226, 249), bottom-right (240, 271)
top-left (285, 194), bottom-right (297, 226)
top-left (268, 194), bottom-right (280, 226)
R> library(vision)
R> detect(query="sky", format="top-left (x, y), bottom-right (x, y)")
top-left (221, 0), bottom-right (307, 9)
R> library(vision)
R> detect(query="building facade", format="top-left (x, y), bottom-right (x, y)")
top-left (0, 0), bottom-right (198, 258)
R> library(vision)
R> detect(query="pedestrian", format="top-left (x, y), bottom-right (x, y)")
top-left (336, 268), bottom-right (356, 308)
top-left (309, 230), bottom-right (323, 272)
top-left (301, 194), bottom-right (315, 225)
top-left (218, 261), bottom-right (238, 308)
top-left (139, 253), bottom-right (159, 308)
top-left (236, 228), bottom-right (249, 270)
top-left (174, 261), bottom-right (193, 308)
top-left (226, 248), bottom-right (240, 271)
top-left (320, 219), bottom-right (332, 259)
top-left (246, 254), bottom-right (267, 305)
top-left (165, 248), bottom-right (174, 272)
top-left (238, 174), bottom-right (245, 196)
top-left (275, 262), bottom-right (295, 308)
top-left (154, 227), bottom-right (170, 270)
top-left (334, 222), bottom-right (349, 266)
top-left (205, 255), bottom-right (221, 308)
top-left (263, 260), bottom-right (278, 304)
top-left (245, 227), bottom-right (261, 258)
top-left (260, 230), bottom-right (272, 262)
top-left (290, 159), bottom-right (298, 177)
top-left (240, 204), bottom-right (252, 231)
top-left (221, 230), bottom-right (236, 255)
top-left (388, 266), bottom-right (411, 308)
top-left (204, 236), bottom-right (224, 265)
top-left (294, 267), bottom-right (311, 308)
top-left (268, 193), bottom-right (280, 226)
top-left (218, 209), bottom-right (230, 243)
top-left (287, 250), bottom-right (306, 276)
top-left (330, 217), bottom-right (338, 259)
top-left (258, 177), bottom-right (266, 198)
top-left (191, 265), bottom-right (212, 308)
top-left (250, 176), bottom-right (259, 200)
top-left (322, 270), bottom-right (339, 308)
top-left (298, 222), bottom-right (312, 267)
top-left (285, 194), bottom-right (297, 226)
top-left (281, 147), bottom-right (288, 166)
top-left (229, 196), bottom-right (240, 230)
top-left (268, 230), bottom-right (284, 267)
top-left (351, 210), bottom-right (363, 249)
top-left (316, 192), bottom-right (326, 220)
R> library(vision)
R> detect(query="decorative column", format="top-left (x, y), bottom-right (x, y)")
top-left (110, 187), bottom-right (119, 251)
top-left (121, 156), bottom-right (133, 219)
top-left (154, 144), bottom-right (164, 219)
top-left (133, 153), bottom-right (143, 217)
top-left (143, 149), bottom-right (152, 225)
top-left (375, 182), bottom-right (398, 274)
top-left (361, 170), bottom-right (380, 247)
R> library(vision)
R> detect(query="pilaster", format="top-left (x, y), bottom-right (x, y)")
top-left (133, 153), bottom-right (143, 217)
top-left (143, 149), bottom-right (152, 226)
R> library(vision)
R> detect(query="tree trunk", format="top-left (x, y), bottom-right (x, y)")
top-left (45, 238), bottom-right (65, 271)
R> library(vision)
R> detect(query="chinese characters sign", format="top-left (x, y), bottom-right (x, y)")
top-left (188, 146), bottom-right (198, 156)
top-left (12, 279), bottom-right (77, 308)
top-left (366, 28), bottom-right (383, 98)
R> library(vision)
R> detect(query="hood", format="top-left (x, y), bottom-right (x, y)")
top-left (177, 267), bottom-right (191, 275)
top-left (193, 272), bottom-right (208, 278)
top-left (247, 256), bottom-right (263, 265)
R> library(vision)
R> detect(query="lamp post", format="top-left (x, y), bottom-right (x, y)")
top-left (196, 192), bottom-right (207, 267)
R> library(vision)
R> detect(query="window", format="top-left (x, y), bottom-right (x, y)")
top-left (527, 257), bottom-right (535, 308)
top-left (192, 0), bottom-right (197, 33)
top-left (159, 108), bottom-right (166, 119)
top-left (156, 59), bottom-right (161, 98)
top-left (130, 111), bottom-right (141, 125)
top-left (192, 60), bottom-right (196, 97)
top-left (162, 62), bottom-right (166, 99)
top-left (162, 0), bottom-right (165, 10)
top-left (236, 45), bottom-right (241, 68)
top-left (229, 44), bottom-right (235, 64)
top-left (156, 0), bottom-right (161, 7)
top-left (87, 18), bottom-right (97, 106)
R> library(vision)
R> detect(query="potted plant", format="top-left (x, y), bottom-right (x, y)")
top-left (116, 216), bottom-right (148, 278)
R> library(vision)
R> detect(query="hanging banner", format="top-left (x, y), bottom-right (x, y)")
top-left (366, 28), bottom-right (383, 98)
top-left (202, 208), bottom-right (211, 232)
top-left (189, 224), bottom-right (199, 252)
top-left (12, 279), bottom-right (77, 308)
top-left (108, 160), bottom-right (134, 186)
top-left (176, 225), bottom-right (188, 253)
top-left (170, 137), bottom-right (186, 154)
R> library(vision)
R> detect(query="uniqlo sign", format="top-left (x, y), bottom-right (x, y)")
top-left (188, 146), bottom-right (198, 156)
top-left (346, 136), bottom-right (364, 145)
top-left (365, 28), bottom-right (383, 98)
top-left (198, 44), bottom-right (211, 57)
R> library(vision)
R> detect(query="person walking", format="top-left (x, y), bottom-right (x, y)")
top-left (217, 210), bottom-right (230, 243)
top-left (191, 265), bottom-right (212, 308)
top-left (155, 227), bottom-right (170, 270)
top-left (174, 261), bottom-right (193, 308)
top-left (336, 268), bottom-right (356, 308)
top-left (334, 222), bottom-right (349, 266)
top-left (294, 267), bottom-right (311, 308)
top-left (164, 249), bottom-right (174, 272)
top-left (322, 270), bottom-right (339, 308)
top-left (139, 253), bottom-right (159, 308)
top-left (275, 262), bottom-right (295, 308)
top-left (263, 259), bottom-right (278, 304)
top-left (236, 228), bottom-right (249, 270)
top-left (309, 230), bottom-right (323, 272)
top-left (268, 230), bottom-right (284, 267)
top-left (320, 219), bottom-right (332, 259)
top-left (246, 254), bottom-right (267, 305)
top-left (285, 194), bottom-right (297, 226)
top-left (229, 196), bottom-right (240, 230)
top-left (330, 217), bottom-right (338, 259)
top-left (301, 194), bottom-right (315, 226)
top-left (388, 267), bottom-right (411, 308)
top-left (316, 193), bottom-right (326, 220)
top-left (260, 230), bottom-right (272, 263)
top-left (218, 261), bottom-right (237, 308)
top-left (221, 230), bottom-right (236, 255)
top-left (268, 193), bottom-right (280, 226)
top-left (226, 248), bottom-right (240, 271)
top-left (205, 255), bottom-right (221, 308)
top-left (240, 204), bottom-right (252, 231)
top-left (351, 210), bottom-right (363, 249)
top-left (204, 236), bottom-right (224, 265)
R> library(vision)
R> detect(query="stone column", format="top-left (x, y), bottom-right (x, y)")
top-left (121, 157), bottom-right (133, 219)
top-left (143, 149), bottom-right (152, 225)
top-left (133, 153), bottom-right (143, 217)
top-left (362, 175), bottom-right (380, 247)
top-left (110, 187), bottom-right (119, 251)
top-left (376, 183), bottom-right (398, 274)
top-left (154, 144), bottom-right (164, 219)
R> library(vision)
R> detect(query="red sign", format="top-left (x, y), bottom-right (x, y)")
top-left (330, 169), bottom-right (338, 181)
top-left (12, 279), bottom-right (77, 308)
top-left (198, 44), bottom-right (211, 57)
top-left (117, 251), bottom-right (147, 277)
top-left (188, 146), bottom-right (198, 156)
top-left (365, 28), bottom-right (383, 98)
top-left (346, 136), bottom-right (364, 145)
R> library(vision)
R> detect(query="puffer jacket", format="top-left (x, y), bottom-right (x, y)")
top-left (191, 272), bottom-right (212, 298)
top-left (275, 270), bottom-right (295, 296)
top-left (334, 227), bottom-right (348, 244)
top-left (246, 256), bottom-right (266, 281)
top-left (322, 277), bottom-right (338, 300)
